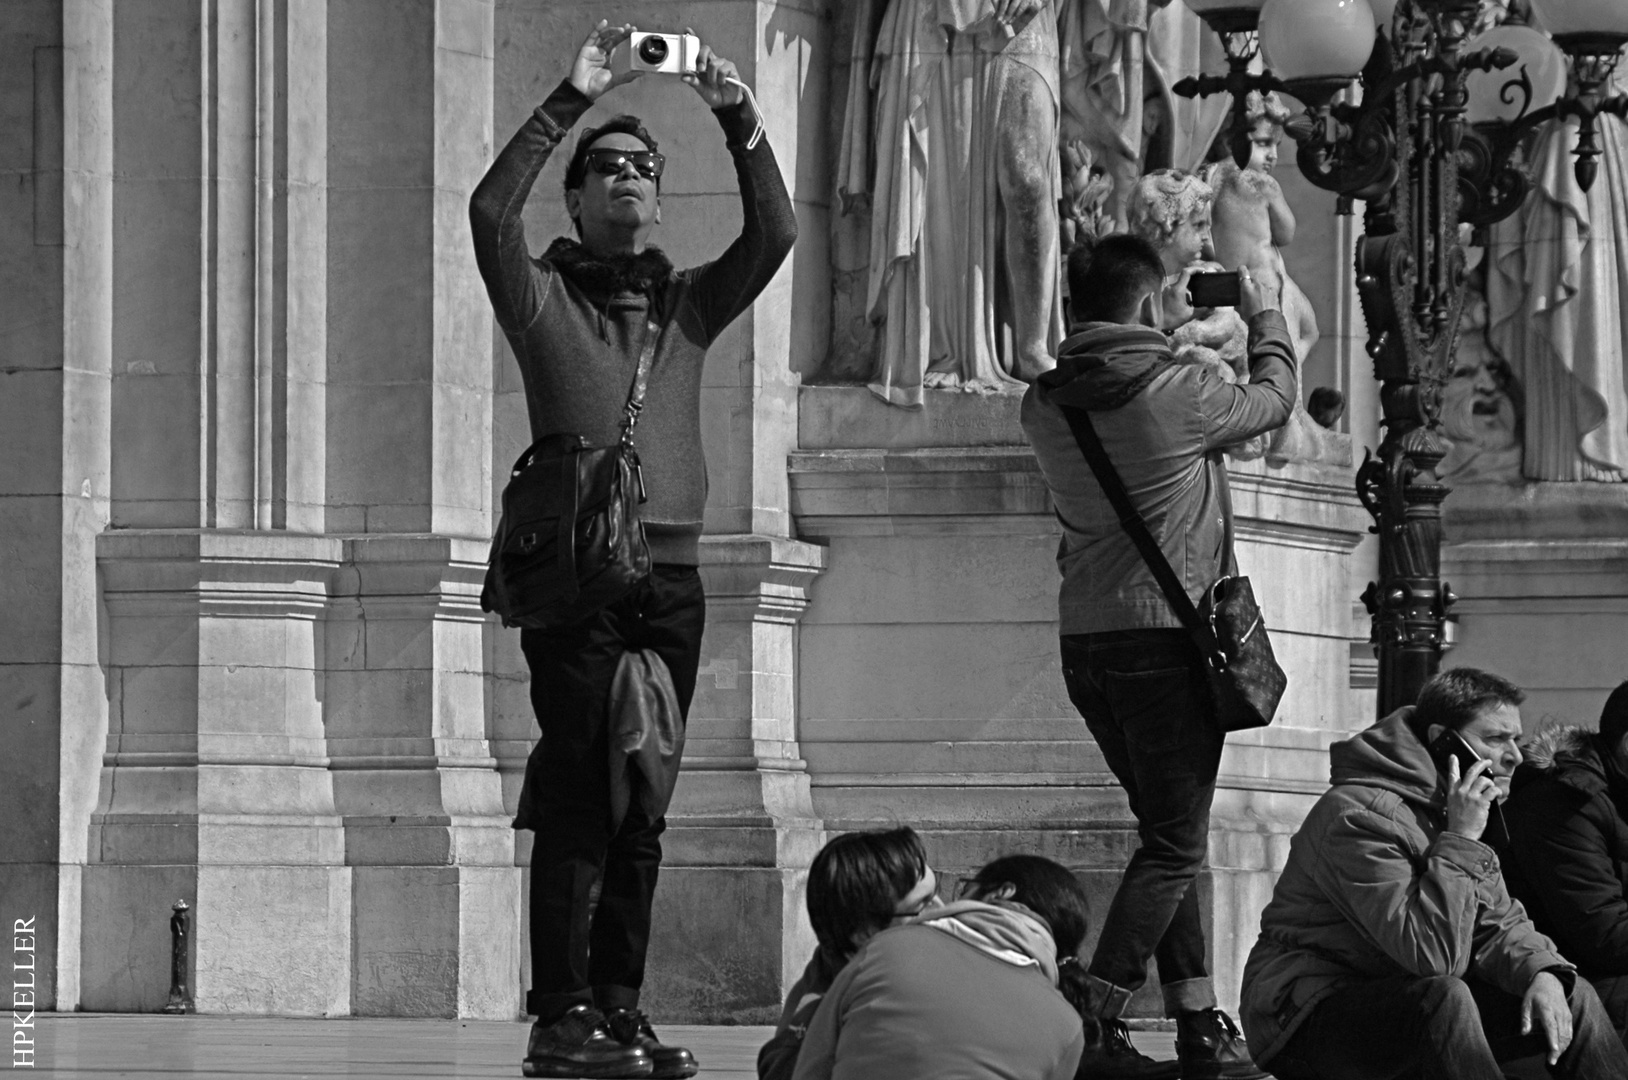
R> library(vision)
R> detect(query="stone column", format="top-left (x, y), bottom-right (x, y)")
top-left (80, 0), bottom-right (355, 1013)
top-left (0, 0), bottom-right (112, 1013)
top-left (323, 0), bottom-right (516, 1018)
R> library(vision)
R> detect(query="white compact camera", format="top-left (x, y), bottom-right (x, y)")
top-left (626, 31), bottom-right (701, 75)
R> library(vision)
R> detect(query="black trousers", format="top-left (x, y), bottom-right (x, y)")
top-left (1268, 974), bottom-right (1628, 1080)
top-left (520, 565), bottom-right (706, 1023)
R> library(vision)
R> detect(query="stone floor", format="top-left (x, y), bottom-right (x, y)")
top-left (28, 1014), bottom-right (1179, 1077)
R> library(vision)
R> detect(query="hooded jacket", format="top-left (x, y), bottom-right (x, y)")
top-left (1497, 725), bottom-right (1628, 978)
top-left (1019, 313), bottom-right (1295, 635)
top-left (790, 901), bottom-right (1083, 1080)
top-left (1240, 707), bottom-right (1573, 1066)
top-left (469, 80), bottom-right (796, 565)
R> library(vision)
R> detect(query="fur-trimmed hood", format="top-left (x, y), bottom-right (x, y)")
top-left (1522, 723), bottom-right (1597, 772)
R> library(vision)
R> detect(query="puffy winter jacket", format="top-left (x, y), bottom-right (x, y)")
top-left (1497, 725), bottom-right (1628, 978)
top-left (1240, 707), bottom-right (1573, 1066)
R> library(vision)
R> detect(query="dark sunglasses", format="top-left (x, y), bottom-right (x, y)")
top-left (586, 149), bottom-right (665, 181)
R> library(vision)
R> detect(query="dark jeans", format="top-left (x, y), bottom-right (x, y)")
top-left (1268, 975), bottom-right (1628, 1080)
top-left (1588, 974), bottom-right (1628, 1045)
top-left (1061, 628), bottom-right (1223, 1013)
top-left (520, 565), bottom-right (706, 1023)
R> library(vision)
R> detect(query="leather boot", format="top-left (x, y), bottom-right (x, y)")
top-left (1074, 1016), bottom-right (1182, 1080)
top-left (522, 1004), bottom-right (653, 1079)
top-left (605, 1008), bottom-right (699, 1079)
top-left (1174, 1008), bottom-right (1268, 1080)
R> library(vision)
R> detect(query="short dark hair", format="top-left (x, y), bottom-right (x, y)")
top-left (563, 115), bottom-right (659, 193)
top-left (1413, 667), bottom-right (1526, 734)
top-left (1068, 234), bottom-right (1164, 325)
top-left (1600, 681), bottom-right (1628, 747)
top-left (806, 827), bottom-right (927, 957)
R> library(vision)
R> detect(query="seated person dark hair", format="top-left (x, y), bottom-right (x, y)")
top-left (790, 854), bottom-right (1089, 1080)
top-left (1499, 681), bottom-right (1628, 1039)
top-left (1412, 666), bottom-right (1526, 740)
top-left (1240, 667), bottom-right (1628, 1080)
top-left (757, 828), bottom-right (935, 1080)
top-left (1067, 234), bottom-right (1165, 325)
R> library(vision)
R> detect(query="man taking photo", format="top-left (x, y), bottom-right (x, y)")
top-left (469, 19), bottom-right (795, 1080)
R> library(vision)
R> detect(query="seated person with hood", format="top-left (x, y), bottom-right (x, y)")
top-left (1241, 667), bottom-right (1628, 1080)
top-left (790, 855), bottom-right (1091, 1080)
top-left (1498, 681), bottom-right (1628, 1039)
top-left (757, 827), bottom-right (940, 1080)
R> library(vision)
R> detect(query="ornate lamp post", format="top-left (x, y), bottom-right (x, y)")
top-left (1178, 0), bottom-right (1628, 715)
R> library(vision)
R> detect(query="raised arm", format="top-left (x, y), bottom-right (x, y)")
top-left (677, 40), bottom-right (797, 341)
top-left (468, 21), bottom-right (640, 333)
top-left (1196, 309), bottom-right (1296, 451)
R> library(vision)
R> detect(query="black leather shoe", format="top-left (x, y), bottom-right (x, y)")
top-left (1075, 1017), bottom-right (1182, 1079)
top-left (522, 1004), bottom-right (653, 1079)
top-left (604, 1008), bottom-right (699, 1079)
top-left (1175, 1008), bottom-right (1268, 1080)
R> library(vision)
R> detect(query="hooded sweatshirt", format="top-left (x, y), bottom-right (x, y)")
top-left (1240, 707), bottom-right (1573, 1066)
top-left (469, 80), bottom-right (796, 565)
top-left (1498, 725), bottom-right (1628, 978)
top-left (791, 900), bottom-right (1084, 1080)
top-left (1019, 314), bottom-right (1295, 635)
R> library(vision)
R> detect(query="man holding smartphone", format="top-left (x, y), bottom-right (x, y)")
top-left (1022, 234), bottom-right (1293, 1080)
top-left (469, 19), bottom-right (795, 1080)
top-left (1240, 668), bottom-right (1628, 1080)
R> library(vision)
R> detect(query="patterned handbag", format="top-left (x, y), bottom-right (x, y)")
top-left (1060, 404), bottom-right (1287, 732)
top-left (480, 321), bottom-right (658, 630)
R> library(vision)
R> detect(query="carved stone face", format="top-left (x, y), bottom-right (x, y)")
top-left (1443, 349), bottom-right (1519, 451)
top-left (1168, 215), bottom-right (1213, 268)
top-left (1247, 120), bottom-right (1281, 174)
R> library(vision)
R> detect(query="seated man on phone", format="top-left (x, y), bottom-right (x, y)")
top-left (1240, 668), bottom-right (1628, 1080)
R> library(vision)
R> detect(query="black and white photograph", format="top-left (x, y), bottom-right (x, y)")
top-left (3, 1), bottom-right (1628, 1077)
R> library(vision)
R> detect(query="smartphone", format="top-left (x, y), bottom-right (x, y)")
top-left (1428, 728), bottom-right (1483, 783)
top-left (1187, 270), bottom-right (1242, 309)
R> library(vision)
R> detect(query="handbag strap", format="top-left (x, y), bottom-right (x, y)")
top-left (619, 318), bottom-right (661, 448)
top-left (1059, 403), bottom-right (1229, 671)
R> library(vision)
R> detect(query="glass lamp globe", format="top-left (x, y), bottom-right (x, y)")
top-left (1260, 0), bottom-right (1377, 82)
top-left (1465, 25), bottom-right (1566, 125)
top-left (1527, 0), bottom-right (1628, 39)
top-left (1184, 0), bottom-right (1268, 12)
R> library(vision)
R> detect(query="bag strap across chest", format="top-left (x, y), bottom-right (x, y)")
top-left (1059, 402), bottom-right (1231, 673)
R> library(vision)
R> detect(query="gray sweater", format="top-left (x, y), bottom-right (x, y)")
top-left (469, 80), bottom-right (796, 564)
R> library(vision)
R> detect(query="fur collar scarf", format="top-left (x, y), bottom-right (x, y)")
top-left (544, 237), bottom-right (674, 297)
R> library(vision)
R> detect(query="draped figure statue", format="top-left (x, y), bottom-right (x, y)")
top-left (839, 0), bottom-right (1065, 407)
top-left (1484, 61), bottom-right (1628, 482)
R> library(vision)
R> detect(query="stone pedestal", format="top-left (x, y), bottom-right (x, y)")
top-left (1443, 483), bottom-right (1628, 726)
top-left (87, 531), bottom-right (351, 1014)
top-left (327, 535), bottom-right (518, 1019)
top-left (790, 386), bottom-right (1370, 1016)
top-left (641, 534), bottom-right (828, 1023)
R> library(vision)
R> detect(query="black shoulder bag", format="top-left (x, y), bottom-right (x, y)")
top-left (1060, 404), bottom-right (1287, 732)
top-left (480, 320), bottom-right (658, 630)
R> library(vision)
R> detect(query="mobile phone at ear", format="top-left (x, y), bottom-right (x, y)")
top-left (1428, 729), bottom-right (1482, 782)
top-left (1187, 270), bottom-right (1242, 309)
